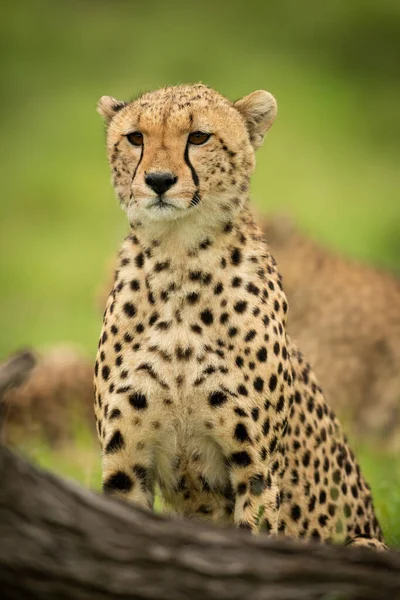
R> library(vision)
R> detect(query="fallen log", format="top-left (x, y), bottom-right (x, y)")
top-left (0, 441), bottom-right (399, 600)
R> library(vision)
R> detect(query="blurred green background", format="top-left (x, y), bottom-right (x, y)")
top-left (1, 0), bottom-right (399, 543)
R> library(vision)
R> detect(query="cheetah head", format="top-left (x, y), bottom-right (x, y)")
top-left (98, 84), bottom-right (276, 226)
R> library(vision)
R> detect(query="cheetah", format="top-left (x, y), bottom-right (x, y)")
top-left (94, 84), bottom-right (386, 549)
top-left (262, 213), bottom-right (400, 446)
top-left (2, 345), bottom-right (95, 446)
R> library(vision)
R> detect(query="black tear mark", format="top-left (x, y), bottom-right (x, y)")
top-left (184, 140), bottom-right (201, 207)
top-left (130, 144), bottom-right (144, 186)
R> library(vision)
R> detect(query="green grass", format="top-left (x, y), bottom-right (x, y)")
top-left (351, 442), bottom-right (400, 547)
top-left (1, 0), bottom-right (400, 548)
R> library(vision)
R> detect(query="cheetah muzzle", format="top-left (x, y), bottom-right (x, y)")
top-left (94, 83), bottom-right (386, 549)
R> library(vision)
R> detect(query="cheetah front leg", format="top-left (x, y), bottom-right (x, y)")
top-left (208, 391), bottom-right (287, 535)
top-left (100, 405), bottom-right (156, 510)
top-left (228, 451), bottom-right (282, 534)
top-left (346, 537), bottom-right (388, 552)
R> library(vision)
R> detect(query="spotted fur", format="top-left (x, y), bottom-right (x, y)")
top-left (94, 84), bottom-right (386, 549)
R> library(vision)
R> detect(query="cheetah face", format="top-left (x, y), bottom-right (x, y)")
top-left (98, 84), bottom-right (276, 225)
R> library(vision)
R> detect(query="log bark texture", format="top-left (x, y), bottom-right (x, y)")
top-left (0, 443), bottom-right (399, 600)
top-left (0, 349), bottom-right (36, 400)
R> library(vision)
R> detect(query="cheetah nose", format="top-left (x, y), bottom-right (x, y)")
top-left (145, 172), bottom-right (178, 196)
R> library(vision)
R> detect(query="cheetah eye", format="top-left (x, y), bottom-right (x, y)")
top-left (126, 131), bottom-right (143, 146)
top-left (188, 131), bottom-right (211, 145)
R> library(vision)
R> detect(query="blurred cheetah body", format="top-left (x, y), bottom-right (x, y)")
top-left (94, 84), bottom-right (385, 549)
top-left (263, 214), bottom-right (400, 445)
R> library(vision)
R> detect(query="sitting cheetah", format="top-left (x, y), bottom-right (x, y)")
top-left (94, 84), bottom-right (386, 549)
top-left (262, 213), bottom-right (400, 446)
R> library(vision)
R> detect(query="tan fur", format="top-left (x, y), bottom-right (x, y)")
top-left (2, 345), bottom-right (95, 445)
top-left (94, 84), bottom-right (385, 548)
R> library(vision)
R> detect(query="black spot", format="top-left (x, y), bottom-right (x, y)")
top-left (262, 418), bottom-right (270, 436)
top-left (191, 324), bottom-right (202, 334)
top-left (231, 247), bottom-right (242, 265)
top-left (189, 270), bottom-right (202, 281)
top-left (232, 277), bottom-right (242, 287)
top-left (237, 482), bottom-right (247, 495)
top-left (246, 282), bottom-right (260, 295)
top-left (109, 408), bottom-right (122, 420)
top-left (234, 301), bottom-right (247, 314)
top-left (149, 311), bottom-right (159, 326)
top-left (234, 423), bottom-right (251, 442)
top-left (308, 495), bottom-right (317, 512)
top-left (269, 436), bottom-right (278, 453)
top-left (209, 390), bottom-right (228, 407)
top-left (105, 430), bottom-right (125, 454)
top-left (291, 504), bottom-right (301, 522)
top-left (103, 471), bottom-right (133, 493)
top-left (231, 451), bottom-right (252, 467)
top-left (253, 377), bottom-right (264, 392)
top-left (251, 407), bottom-right (260, 421)
top-left (102, 365), bottom-right (110, 381)
top-left (318, 514), bottom-right (329, 527)
top-left (175, 345), bottom-right (193, 361)
top-left (302, 451), bottom-right (311, 467)
top-left (244, 329), bottom-right (256, 342)
top-left (135, 253), bottom-right (144, 268)
top-left (199, 237), bottom-right (212, 250)
top-left (154, 260), bottom-right (170, 272)
top-left (130, 279), bottom-right (140, 291)
top-left (269, 374), bottom-right (278, 392)
top-left (220, 312), bottom-right (229, 324)
top-left (200, 309), bottom-right (214, 325)
top-left (214, 282), bottom-right (224, 295)
top-left (256, 347), bottom-right (267, 362)
top-left (276, 395), bottom-right (285, 412)
top-left (236, 356), bottom-right (244, 368)
top-left (351, 485), bottom-right (359, 499)
top-left (234, 407), bottom-right (247, 417)
top-left (129, 392), bottom-right (148, 410)
top-left (123, 302), bottom-right (137, 318)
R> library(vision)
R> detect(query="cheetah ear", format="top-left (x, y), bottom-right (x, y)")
top-left (235, 90), bottom-right (277, 150)
top-left (97, 96), bottom-right (128, 123)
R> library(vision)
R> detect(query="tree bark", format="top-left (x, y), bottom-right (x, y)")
top-left (0, 349), bottom-right (36, 400)
top-left (0, 443), bottom-right (399, 600)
